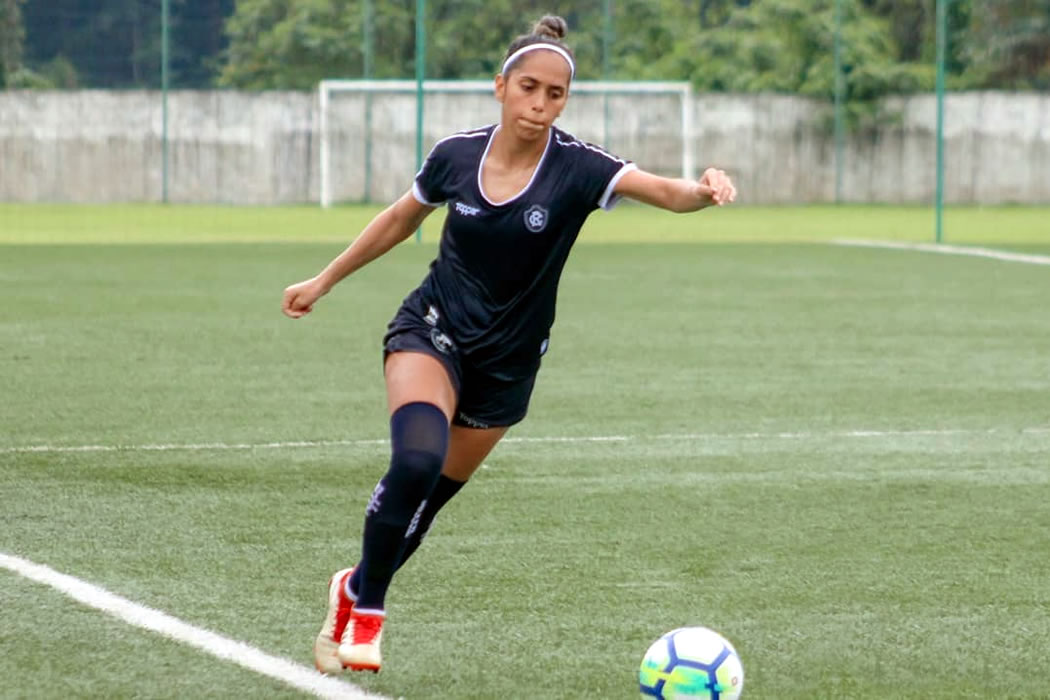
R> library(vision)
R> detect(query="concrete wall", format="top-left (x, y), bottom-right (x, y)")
top-left (1, 89), bottom-right (1048, 205)
top-left (0, 90), bottom-right (315, 204)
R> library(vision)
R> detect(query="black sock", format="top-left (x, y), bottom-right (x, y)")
top-left (352, 402), bottom-right (448, 612)
top-left (394, 474), bottom-right (467, 571)
top-left (348, 473), bottom-right (467, 600)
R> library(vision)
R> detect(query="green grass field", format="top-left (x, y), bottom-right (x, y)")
top-left (2, 204), bottom-right (1049, 699)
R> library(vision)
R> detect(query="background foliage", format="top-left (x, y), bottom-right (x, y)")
top-left (1, 0), bottom-right (1048, 95)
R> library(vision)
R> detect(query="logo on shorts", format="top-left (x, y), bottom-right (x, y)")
top-left (539, 338), bottom-right (549, 356)
top-left (424, 305), bottom-right (440, 326)
top-left (524, 204), bottom-right (548, 233)
top-left (457, 411), bottom-right (490, 429)
top-left (430, 328), bottom-right (455, 354)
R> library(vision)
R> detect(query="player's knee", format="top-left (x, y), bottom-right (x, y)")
top-left (390, 401), bottom-right (450, 457)
top-left (366, 402), bottom-right (449, 526)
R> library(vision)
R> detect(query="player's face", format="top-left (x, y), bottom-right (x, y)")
top-left (496, 50), bottom-right (571, 141)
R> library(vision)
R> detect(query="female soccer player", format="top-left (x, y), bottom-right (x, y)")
top-left (283, 16), bottom-right (736, 674)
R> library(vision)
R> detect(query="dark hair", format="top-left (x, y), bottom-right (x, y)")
top-left (501, 15), bottom-right (574, 75)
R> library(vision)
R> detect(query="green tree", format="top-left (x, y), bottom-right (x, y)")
top-left (684, 0), bottom-right (932, 99)
top-left (20, 0), bottom-right (233, 88)
top-left (863, 0), bottom-right (931, 62)
top-left (0, 0), bottom-right (25, 87)
top-left (218, 0), bottom-right (619, 88)
top-left (219, 0), bottom-right (365, 89)
top-left (0, 0), bottom-right (52, 88)
top-left (962, 0), bottom-right (1050, 88)
top-left (215, 0), bottom-right (1049, 96)
top-left (426, 0), bottom-right (606, 81)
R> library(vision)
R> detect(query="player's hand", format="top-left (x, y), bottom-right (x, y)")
top-left (696, 168), bottom-right (736, 207)
top-left (282, 277), bottom-right (328, 319)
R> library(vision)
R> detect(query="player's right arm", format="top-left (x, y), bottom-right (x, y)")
top-left (282, 191), bottom-right (436, 319)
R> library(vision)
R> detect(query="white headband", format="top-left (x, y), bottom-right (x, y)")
top-left (501, 43), bottom-right (575, 81)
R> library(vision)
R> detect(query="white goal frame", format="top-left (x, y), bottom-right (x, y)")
top-left (318, 79), bottom-right (695, 208)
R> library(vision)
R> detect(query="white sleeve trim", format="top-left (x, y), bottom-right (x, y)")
top-left (597, 163), bottom-right (638, 211)
top-left (412, 181), bottom-right (445, 207)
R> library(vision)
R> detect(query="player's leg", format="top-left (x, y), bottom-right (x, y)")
top-left (346, 422), bottom-right (503, 596)
top-left (391, 423), bottom-right (508, 571)
top-left (390, 367), bottom-right (536, 572)
top-left (330, 426), bottom-right (503, 675)
top-left (336, 350), bottom-right (456, 672)
top-left (356, 350), bottom-right (456, 611)
top-left (315, 350), bottom-right (455, 674)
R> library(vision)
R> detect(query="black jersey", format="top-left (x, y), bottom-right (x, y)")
top-left (406, 124), bottom-right (635, 380)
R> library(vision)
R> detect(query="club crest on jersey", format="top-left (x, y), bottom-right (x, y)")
top-left (524, 204), bottom-right (548, 233)
top-left (430, 328), bottom-right (455, 354)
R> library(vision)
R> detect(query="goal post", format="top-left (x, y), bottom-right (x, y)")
top-left (318, 79), bottom-right (695, 208)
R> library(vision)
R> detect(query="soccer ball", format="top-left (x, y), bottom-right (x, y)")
top-left (639, 627), bottom-right (744, 699)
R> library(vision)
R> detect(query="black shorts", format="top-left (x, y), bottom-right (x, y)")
top-left (382, 303), bottom-right (538, 429)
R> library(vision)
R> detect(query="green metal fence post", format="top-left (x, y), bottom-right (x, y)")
top-left (161, 0), bottom-right (170, 204)
top-left (935, 0), bottom-right (948, 243)
top-left (833, 0), bottom-right (845, 204)
top-left (602, 0), bottom-right (612, 149)
top-left (415, 0), bottom-right (425, 241)
top-left (363, 0), bottom-right (373, 203)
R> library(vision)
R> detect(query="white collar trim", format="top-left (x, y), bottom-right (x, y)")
top-left (477, 125), bottom-right (553, 207)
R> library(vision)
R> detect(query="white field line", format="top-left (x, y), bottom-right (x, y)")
top-left (0, 553), bottom-right (385, 700)
top-left (2, 439), bottom-right (391, 454)
top-left (2, 427), bottom-right (1048, 456)
top-left (833, 239), bottom-right (1050, 266)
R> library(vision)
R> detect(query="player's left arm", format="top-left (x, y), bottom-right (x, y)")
top-left (613, 167), bottom-right (736, 213)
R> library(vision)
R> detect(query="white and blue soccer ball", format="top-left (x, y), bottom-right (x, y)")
top-left (639, 627), bottom-right (744, 699)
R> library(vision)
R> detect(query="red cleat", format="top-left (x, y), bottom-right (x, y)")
top-left (313, 567), bottom-right (356, 674)
top-left (337, 609), bottom-right (385, 673)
